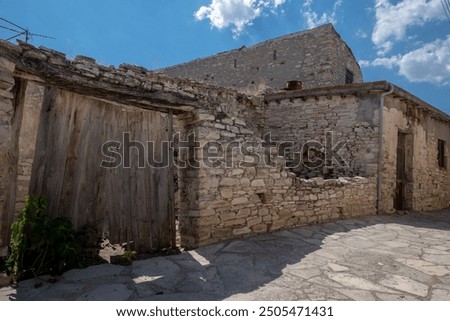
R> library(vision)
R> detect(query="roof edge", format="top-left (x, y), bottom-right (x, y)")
top-left (264, 81), bottom-right (391, 100)
top-left (264, 81), bottom-right (450, 123)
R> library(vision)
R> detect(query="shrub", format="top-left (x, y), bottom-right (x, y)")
top-left (3, 195), bottom-right (85, 281)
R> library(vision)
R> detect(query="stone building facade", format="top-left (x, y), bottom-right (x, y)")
top-left (161, 24), bottom-right (363, 92)
top-left (0, 24), bottom-right (449, 254)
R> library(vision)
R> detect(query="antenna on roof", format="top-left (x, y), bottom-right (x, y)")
top-left (442, 0), bottom-right (450, 23)
top-left (0, 17), bottom-right (55, 43)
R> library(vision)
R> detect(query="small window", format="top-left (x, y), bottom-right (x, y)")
top-left (345, 69), bottom-right (354, 84)
top-left (273, 50), bottom-right (277, 61)
top-left (233, 59), bottom-right (237, 68)
top-left (438, 139), bottom-right (446, 169)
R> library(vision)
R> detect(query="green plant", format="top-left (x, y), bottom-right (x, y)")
top-left (121, 250), bottom-right (136, 265)
top-left (3, 195), bottom-right (85, 281)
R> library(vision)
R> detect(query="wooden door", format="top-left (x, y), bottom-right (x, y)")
top-left (30, 88), bottom-right (175, 252)
top-left (394, 132), bottom-right (407, 210)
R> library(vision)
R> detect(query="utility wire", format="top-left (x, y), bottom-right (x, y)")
top-left (442, 0), bottom-right (450, 23)
top-left (0, 24), bottom-right (21, 33)
top-left (0, 17), bottom-right (26, 31)
top-left (0, 17), bottom-right (55, 42)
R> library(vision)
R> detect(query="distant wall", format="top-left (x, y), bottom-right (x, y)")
top-left (263, 93), bottom-right (380, 179)
top-left (162, 24), bottom-right (363, 92)
top-left (382, 95), bottom-right (450, 212)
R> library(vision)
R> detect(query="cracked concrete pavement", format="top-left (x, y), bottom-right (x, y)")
top-left (1, 209), bottom-right (450, 301)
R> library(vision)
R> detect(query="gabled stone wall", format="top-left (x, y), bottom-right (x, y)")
top-left (161, 24), bottom-right (363, 92)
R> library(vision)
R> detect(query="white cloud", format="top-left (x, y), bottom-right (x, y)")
top-left (360, 36), bottom-right (450, 85)
top-left (302, 0), bottom-right (343, 29)
top-left (194, 0), bottom-right (286, 37)
top-left (372, 0), bottom-right (444, 55)
top-left (356, 29), bottom-right (368, 39)
top-left (359, 56), bottom-right (400, 69)
top-left (398, 36), bottom-right (450, 84)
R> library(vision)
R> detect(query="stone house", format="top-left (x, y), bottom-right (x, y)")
top-left (0, 24), bottom-right (449, 254)
top-left (162, 24), bottom-right (363, 91)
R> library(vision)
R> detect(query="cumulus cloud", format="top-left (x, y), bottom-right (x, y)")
top-left (302, 0), bottom-right (343, 29)
top-left (360, 36), bottom-right (450, 85)
top-left (194, 0), bottom-right (286, 37)
top-left (359, 56), bottom-right (401, 69)
top-left (372, 0), bottom-right (444, 55)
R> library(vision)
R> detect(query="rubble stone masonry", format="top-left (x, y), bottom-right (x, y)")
top-left (178, 107), bottom-right (377, 249)
top-left (263, 93), bottom-right (380, 179)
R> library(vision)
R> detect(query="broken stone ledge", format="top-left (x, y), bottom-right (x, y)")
top-left (0, 39), bottom-right (257, 115)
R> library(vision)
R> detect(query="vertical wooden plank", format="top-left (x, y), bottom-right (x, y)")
top-left (111, 106), bottom-right (129, 245)
top-left (138, 109), bottom-right (152, 250)
top-left (29, 86), bottom-right (53, 196)
top-left (31, 88), bottom-right (74, 218)
top-left (127, 109), bottom-right (142, 251)
top-left (48, 91), bottom-right (76, 217)
top-left (168, 110), bottom-right (176, 248)
top-left (152, 112), bottom-right (166, 250)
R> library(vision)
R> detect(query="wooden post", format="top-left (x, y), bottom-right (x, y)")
top-left (168, 110), bottom-right (176, 248)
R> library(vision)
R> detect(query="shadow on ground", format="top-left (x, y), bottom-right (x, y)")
top-left (2, 208), bottom-right (450, 301)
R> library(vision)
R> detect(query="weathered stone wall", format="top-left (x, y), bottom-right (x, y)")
top-left (179, 108), bottom-right (377, 249)
top-left (330, 31), bottom-right (362, 86)
top-left (0, 57), bottom-right (17, 250)
top-left (263, 93), bottom-right (380, 179)
top-left (382, 96), bottom-right (450, 212)
top-left (161, 24), bottom-right (363, 92)
top-left (14, 82), bottom-right (44, 213)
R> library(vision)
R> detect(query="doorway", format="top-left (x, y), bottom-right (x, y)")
top-left (394, 131), bottom-right (413, 210)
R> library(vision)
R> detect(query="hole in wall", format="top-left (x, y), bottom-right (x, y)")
top-left (258, 193), bottom-right (267, 204)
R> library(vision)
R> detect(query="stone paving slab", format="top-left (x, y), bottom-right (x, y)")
top-left (1, 209), bottom-right (450, 301)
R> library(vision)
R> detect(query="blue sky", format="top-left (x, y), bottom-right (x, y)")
top-left (0, 0), bottom-right (449, 114)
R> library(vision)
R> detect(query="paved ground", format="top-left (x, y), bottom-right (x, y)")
top-left (1, 209), bottom-right (450, 301)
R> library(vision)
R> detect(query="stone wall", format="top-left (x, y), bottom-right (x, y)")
top-left (161, 24), bottom-right (363, 92)
top-left (330, 30), bottom-right (362, 86)
top-left (263, 91), bottom-right (380, 179)
top-left (0, 57), bottom-right (17, 250)
top-left (179, 108), bottom-right (377, 249)
top-left (382, 95), bottom-right (450, 212)
top-left (14, 82), bottom-right (44, 213)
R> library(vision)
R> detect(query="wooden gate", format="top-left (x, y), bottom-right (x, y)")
top-left (30, 87), bottom-right (175, 252)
